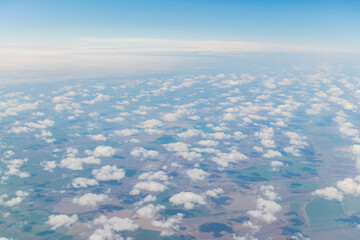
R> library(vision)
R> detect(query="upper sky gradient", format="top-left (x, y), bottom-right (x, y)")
top-left (0, 0), bottom-right (359, 83)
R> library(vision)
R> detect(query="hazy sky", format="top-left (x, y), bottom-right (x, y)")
top-left (0, 0), bottom-right (359, 82)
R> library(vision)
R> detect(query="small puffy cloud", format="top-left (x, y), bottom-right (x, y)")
top-left (89, 146), bottom-right (116, 157)
top-left (169, 191), bottom-right (206, 209)
top-left (336, 177), bottom-right (360, 196)
top-left (198, 140), bottom-right (218, 147)
top-left (104, 116), bottom-right (124, 123)
top-left (263, 150), bottom-right (282, 159)
top-left (46, 214), bottom-right (78, 230)
top-left (83, 93), bottom-right (111, 104)
top-left (89, 134), bottom-right (107, 141)
top-left (164, 142), bottom-right (201, 161)
top-left (115, 129), bottom-right (139, 137)
top-left (138, 171), bottom-right (169, 182)
top-left (207, 132), bottom-right (232, 139)
top-left (312, 187), bottom-right (343, 201)
top-left (259, 185), bottom-right (281, 201)
top-left (152, 213), bottom-right (184, 236)
top-left (185, 168), bottom-right (209, 181)
top-left (136, 204), bottom-right (165, 218)
top-left (177, 129), bottom-right (204, 138)
top-left (252, 146), bottom-right (264, 153)
top-left (72, 193), bottom-right (109, 206)
top-left (270, 161), bottom-right (284, 171)
top-left (60, 156), bottom-right (100, 170)
top-left (139, 119), bottom-right (162, 129)
top-left (255, 127), bottom-right (275, 148)
top-left (2, 158), bottom-right (30, 181)
top-left (247, 198), bottom-right (282, 224)
top-left (211, 150), bottom-right (247, 167)
top-left (283, 146), bottom-right (301, 157)
top-left (92, 165), bottom-right (125, 181)
top-left (164, 142), bottom-right (189, 152)
top-left (72, 178), bottom-right (99, 188)
top-left (206, 188), bottom-right (224, 198)
top-left (9, 126), bottom-right (33, 134)
top-left (130, 181), bottom-right (167, 195)
top-left (0, 191), bottom-right (29, 207)
top-left (90, 216), bottom-right (138, 240)
top-left (130, 147), bottom-right (159, 159)
top-left (284, 131), bottom-right (307, 148)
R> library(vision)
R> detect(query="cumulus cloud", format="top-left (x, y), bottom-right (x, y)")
top-left (130, 181), bottom-right (167, 195)
top-left (247, 198), bottom-right (282, 224)
top-left (72, 193), bottom-right (109, 206)
top-left (83, 93), bottom-right (111, 104)
top-left (139, 119), bottom-right (162, 129)
top-left (198, 140), bottom-right (218, 147)
top-left (211, 150), bottom-right (247, 167)
top-left (89, 146), bottom-right (116, 157)
top-left (60, 148), bottom-right (101, 170)
top-left (164, 142), bottom-right (201, 161)
top-left (206, 188), bottom-right (224, 198)
top-left (90, 215), bottom-right (138, 240)
top-left (130, 147), bottom-right (159, 159)
top-left (177, 129), bottom-right (204, 138)
top-left (0, 191), bottom-right (29, 207)
top-left (186, 168), bottom-right (209, 181)
top-left (46, 214), bottom-right (78, 230)
top-left (169, 191), bottom-right (206, 209)
top-left (72, 178), bottom-right (99, 188)
top-left (152, 213), bottom-right (184, 236)
top-left (255, 127), bottom-right (275, 148)
top-left (263, 150), bottom-right (282, 159)
top-left (115, 128), bottom-right (139, 137)
top-left (89, 134), bottom-right (107, 141)
top-left (312, 187), bottom-right (343, 201)
top-left (136, 204), bottom-right (165, 218)
top-left (92, 165), bottom-right (125, 181)
top-left (138, 171), bottom-right (169, 182)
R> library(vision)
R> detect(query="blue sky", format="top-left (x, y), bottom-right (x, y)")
top-left (1, 0), bottom-right (359, 49)
top-left (0, 0), bottom-right (359, 83)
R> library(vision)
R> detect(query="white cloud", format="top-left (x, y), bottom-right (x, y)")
top-left (136, 204), bottom-right (165, 219)
top-left (83, 93), bottom-right (111, 104)
top-left (255, 128), bottom-right (275, 148)
top-left (130, 181), bottom-right (167, 195)
top-left (72, 178), bottom-right (99, 188)
top-left (115, 128), bottom-right (139, 137)
top-left (198, 140), bottom-right (218, 147)
top-left (211, 150), bottom-right (247, 167)
top-left (89, 134), bottom-right (107, 141)
top-left (336, 176), bottom-right (360, 196)
top-left (104, 116), bottom-right (124, 123)
top-left (186, 168), bottom-right (209, 181)
top-left (130, 147), bottom-right (159, 159)
top-left (92, 165), bottom-right (125, 181)
top-left (263, 150), bottom-right (282, 159)
top-left (90, 216), bottom-right (138, 240)
top-left (60, 156), bottom-right (100, 170)
top-left (206, 188), bottom-right (224, 198)
top-left (89, 146), bottom-right (116, 157)
top-left (138, 171), bottom-right (169, 182)
top-left (72, 193), bottom-right (109, 206)
top-left (139, 119), bottom-right (162, 129)
top-left (46, 214), bottom-right (78, 230)
top-left (151, 213), bottom-right (183, 236)
top-left (247, 198), bottom-right (282, 224)
top-left (169, 191), bottom-right (206, 209)
top-left (312, 187), bottom-right (343, 201)
top-left (177, 129), bottom-right (204, 138)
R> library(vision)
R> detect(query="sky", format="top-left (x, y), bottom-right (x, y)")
top-left (0, 0), bottom-right (359, 82)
